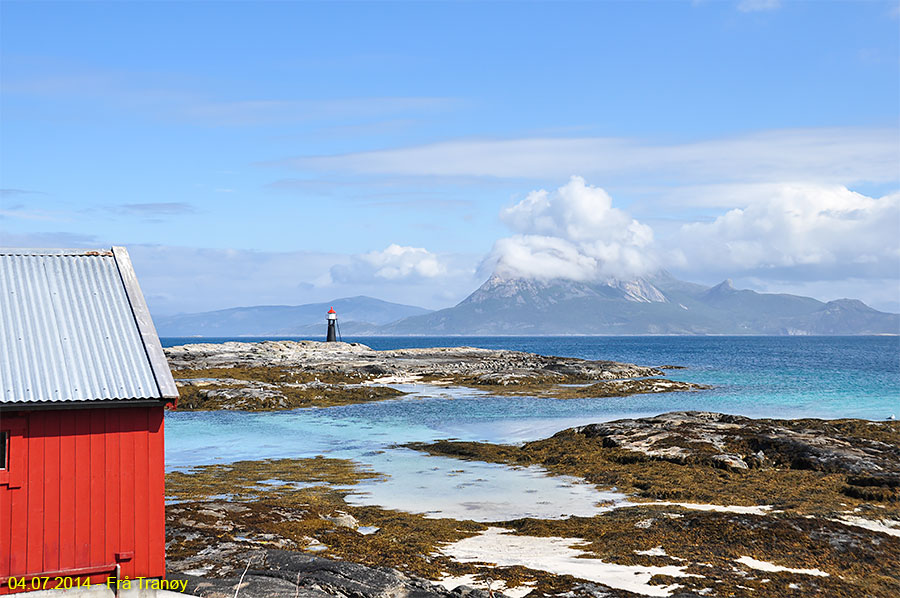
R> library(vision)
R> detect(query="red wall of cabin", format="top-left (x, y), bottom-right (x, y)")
top-left (0, 406), bottom-right (165, 593)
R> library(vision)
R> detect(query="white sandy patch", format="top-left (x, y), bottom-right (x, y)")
top-left (634, 546), bottom-right (683, 560)
top-left (436, 575), bottom-right (534, 598)
top-left (735, 556), bottom-right (828, 577)
top-left (636, 502), bottom-right (774, 515)
top-left (364, 374), bottom-right (423, 385)
top-left (441, 527), bottom-right (689, 597)
top-left (830, 516), bottom-right (900, 537)
top-left (635, 546), bottom-right (668, 556)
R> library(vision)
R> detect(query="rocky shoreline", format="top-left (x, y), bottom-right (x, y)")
top-left (169, 551), bottom-right (496, 598)
top-left (165, 340), bottom-right (707, 410)
top-left (163, 341), bottom-right (898, 596)
top-left (165, 411), bottom-right (900, 597)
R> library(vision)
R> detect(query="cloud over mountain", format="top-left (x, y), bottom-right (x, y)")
top-left (479, 177), bottom-right (900, 314)
top-left (486, 176), bottom-right (657, 282)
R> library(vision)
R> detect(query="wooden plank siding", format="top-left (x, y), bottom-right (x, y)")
top-left (0, 406), bottom-right (165, 594)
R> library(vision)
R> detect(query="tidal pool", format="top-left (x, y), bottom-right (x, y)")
top-left (166, 384), bottom-right (633, 520)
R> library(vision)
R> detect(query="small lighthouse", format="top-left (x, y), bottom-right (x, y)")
top-left (326, 306), bottom-right (338, 342)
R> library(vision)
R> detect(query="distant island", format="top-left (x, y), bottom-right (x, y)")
top-left (155, 272), bottom-right (899, 337)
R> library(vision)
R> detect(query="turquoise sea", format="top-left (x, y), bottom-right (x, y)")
top-left (161, 336), bottom-right (899, 519)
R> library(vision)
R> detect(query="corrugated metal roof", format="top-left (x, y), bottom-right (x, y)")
top-left (0, 247), bottom-right (178, 404)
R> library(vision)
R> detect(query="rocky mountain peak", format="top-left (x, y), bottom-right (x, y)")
top-left (822, 298), bottom-right (874, 313)
top-left (714, 279), bottom-right (735, 291)
top-left (607, 278), bottom-right (669, 303)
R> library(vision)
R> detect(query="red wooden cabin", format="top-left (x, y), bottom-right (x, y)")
top-left (0, 247), bottom-right (178, 594)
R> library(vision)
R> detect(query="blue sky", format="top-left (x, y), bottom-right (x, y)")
top-left (1, 0), bottom-right (898, 314)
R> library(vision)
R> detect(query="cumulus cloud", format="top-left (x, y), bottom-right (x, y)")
top-left (673, 184), bottom-right (900, 279)
top-left (486, 177), bottom-right (656, 281)
top-left (331, 244), bottom-right (447, 282)
top-left (331, 244), bottom-right (447, 283)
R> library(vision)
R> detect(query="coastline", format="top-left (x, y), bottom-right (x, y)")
top-left (163, 340), bottom-right (900, 597)
top-left (164, 340), bottom-right (706, 411)
top-left (165, 412), bottom-right (900, 598)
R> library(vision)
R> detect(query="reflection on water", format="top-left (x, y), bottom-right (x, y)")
top-left (347, 448), bottom-right (629, 521)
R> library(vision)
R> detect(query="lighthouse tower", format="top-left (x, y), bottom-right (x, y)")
top-left (326, 307), bottom-right (338, 342)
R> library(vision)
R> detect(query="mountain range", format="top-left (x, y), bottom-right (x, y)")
top-left (155, 295), bottom-right (430, 337)
top-left (155, 272), bottom-right (899, 337)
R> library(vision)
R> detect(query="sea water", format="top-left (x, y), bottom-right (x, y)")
top-left (162, 336), bottom-right (899, 520)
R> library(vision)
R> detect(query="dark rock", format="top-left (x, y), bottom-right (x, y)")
top-left (171, 549), bottom-right (496, 598)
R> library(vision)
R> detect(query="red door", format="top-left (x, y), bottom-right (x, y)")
top-left (0, 414), bottom-right (27, 593)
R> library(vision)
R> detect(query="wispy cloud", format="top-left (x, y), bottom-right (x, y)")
top-left (0, 230), bottom-right (99, 248)
top-left (124, 244), bottom-right (479, 314)
top-left (264, 176), bottom-right (494, 209)
top-left (0, 206), bottom-right (71, 222)
top-left (112, 202), bottom-right (196, 216)
top-left (286, 127), bottom-right (898, 186)
top-left (737, 0), bottom-right (781, 13)
top-left (3, 64), bottom-right (457, 127)
top-left (180, 97), bottom-right (456, 127)
top-left (0, 188), bottom-right (44, 198)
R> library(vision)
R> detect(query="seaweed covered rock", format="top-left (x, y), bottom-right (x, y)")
top-left (166, 341), bottom-right (694, 409)
top-left (571, 411), bottom-right (900, 498)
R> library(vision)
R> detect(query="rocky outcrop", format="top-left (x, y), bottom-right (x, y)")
top-left (165, 341), bottom-right (663, 381)
top-left (165, 341), bottom-right (689, 409)
top-left (171, 550), bottom-right (495, 598)
top-left (571, 411), bottom-right (900, 496)
top-left (169, 414), bottom-right (900, 598)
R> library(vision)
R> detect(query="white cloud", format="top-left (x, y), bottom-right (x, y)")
top-left (737, 0), bottom-right (781, 13)
top-left (290, 127), bottom-right (898, 186)
top-left (0, 234), bottom-right (481, 313)
top-left (113, 202), bottom-right (195, 216)
top-left (134, 244), bottom-right (480, 314)
top-left (673, 184), bottom-right (900, 278)
top-left (484, 178), bottom-right (900, 312)
top-left (487, 176), bottom-right (657, 281)
top-left (331, 244), bottom-right (447, 282)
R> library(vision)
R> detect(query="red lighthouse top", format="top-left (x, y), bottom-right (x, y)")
top-left (328, 307), bottom-right (336, 314)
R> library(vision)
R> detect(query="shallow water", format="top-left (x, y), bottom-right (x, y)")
top-left (166, 384), bottom-right (630, 520)
top-left (164, 336), bottom-right (900, 520)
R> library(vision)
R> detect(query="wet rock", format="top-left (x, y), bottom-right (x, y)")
top-left (171, 549), bottom-right (499, 598)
